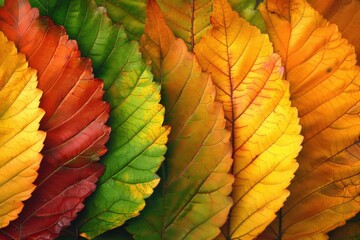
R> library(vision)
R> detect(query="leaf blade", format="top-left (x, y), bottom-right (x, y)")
top-left (0, 31), bottom-right (45, 229)
top-left (259, 0), bottom-right (360, 238)
top-left (195, 0), bottom-right (302, 239)
top-left (307, 0), bottom-right (360, 59)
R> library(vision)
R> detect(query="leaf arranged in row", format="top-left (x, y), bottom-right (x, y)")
top-left (0, 0), bottom-right (110, 238)
top-left (92, 0), bottom-right (265, 48)
top-left (308, 0), bottom-right (360, 59)
top-left (258, 0), bottom-right (360, 238)
top-left (194, 0), bottom-right (302, 239)
top-left (27, 0), bottom-right (170, 238)
top-left (0, 32), bottom-right (45, 229)
top-left (126, 0), bottom-right (234, 239)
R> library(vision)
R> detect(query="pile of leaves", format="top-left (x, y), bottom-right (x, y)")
top-left (0, 0), bottom-right (359, 239)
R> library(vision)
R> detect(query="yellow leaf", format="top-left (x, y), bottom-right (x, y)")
top-left (307, 0), bottom-right (360, 59)
top-left (195, 0), bottom-right (303, 239)
top-left (259, 0), bottom-right (360, 238)
top-left (0, 31), bottom-right (45, 228)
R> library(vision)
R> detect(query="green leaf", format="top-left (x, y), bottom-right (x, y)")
top-left (96, 0), bottom-right (146, 40)
top-left (228, 0), bottom-right (266, 32)
top-left (28, 0), bottom-right (169, 238)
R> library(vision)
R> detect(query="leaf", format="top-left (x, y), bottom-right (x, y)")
top-left (27, 0), bottom-right (169, 238)
top-left (258, 0), bottom-right (360, 238)
top-left (156, 0), bottom-right (213, 51)
top-left (0, 0), bottom-right (110, 238)
top-left (307, 0), bottom-right (360, 59)
top-left (194, 0), bottom-right (302, 239)
top-left (329, 213), bottom-right (360, 240)
top-left (94, 0), bottom-right (147, 40)
top-left (126, 0), bottom-right (234, 239)
top-left (0, 31), bottom-right (45, 228)
top-left (228, 0), bottom-right (267, 32)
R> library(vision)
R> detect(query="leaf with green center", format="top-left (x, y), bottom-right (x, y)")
top-left (0, 31), bottom-right (45, 229)
top-left (126, 0), bottom-right (234, 239)
top-left (28, 0), bottom-right (169, 238)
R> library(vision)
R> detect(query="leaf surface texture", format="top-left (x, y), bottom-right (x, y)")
top-left (195, 0), bottom-right (302, 239)
top-left (259, 0), bottom-right (360, 238)
top-left (0, 0), bottom-right (110, 238)
top-left (0, 32), bottom-right (45, 229)
top-left (126, 0), bottom-right (234, 239)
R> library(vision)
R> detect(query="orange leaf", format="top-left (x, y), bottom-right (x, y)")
top-left (259, 0), bottom-right (360, 238)
top-left (308, 0), bottom-right (360, 59)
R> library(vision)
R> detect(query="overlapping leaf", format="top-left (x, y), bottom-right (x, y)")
top-left (0, 32), bottom-right (45, 229)
top-left (307, 0), bottom-right (360, 58)
top-left (194, 0), bottom-right (302, 239)
top-left (126, 0), bottom-right (234, 239)
top-left (93, 0), bottom-right (146, 40)
top-left (27, 0), bottom-right (169, 238)
top-left (258, 0), bottom-right (360, 238)
top-left (228, 0), bottom-right (266, 32)
top-left (0, 0), bottom-right (110, 238)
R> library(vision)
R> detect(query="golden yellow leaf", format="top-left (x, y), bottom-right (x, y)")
top-left (0, 31), bottom-right (45, 228)
top-left (308, 0), bottom-right (360, 59)
top-left (195, 0), bottom-right (303, 239)
top-left (259, 0), bottom-right (360, 238)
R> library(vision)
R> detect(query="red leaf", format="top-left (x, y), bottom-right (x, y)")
top-left (0, 0), bottom-right (110, 239)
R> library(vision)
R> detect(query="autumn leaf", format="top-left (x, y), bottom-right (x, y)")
top-left (0, 31), bottom-right (45, 229)
top-left (27, 0), bottom-right (169, 238)
top-left (258, 0), bottom-right (360, 238)
top-left (0, 0), bottom-right (110, 238)
top-left (126, 0), bottom-right (234, 239)
top-left (307, 0), bottom-right (360, 59)
top-left (193, 0), bottom-right (302, 239)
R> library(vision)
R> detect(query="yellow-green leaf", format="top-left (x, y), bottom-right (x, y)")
top-left (194, 0), bottom-right (302, 239)
top-left (0, 31), bottom-right (45, 228)
top-left (126, 0), bottom-right (234, 239)
top-left (259, 0), bottom-right (360, 238)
